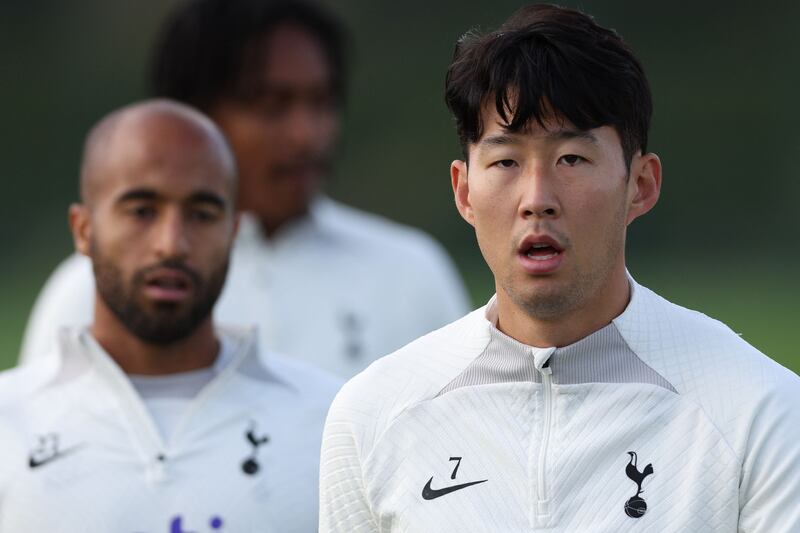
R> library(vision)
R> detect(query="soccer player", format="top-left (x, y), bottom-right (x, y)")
top-left (0, 100), bottom-right (340, 532)
top-left (18, 0), bottom-right (469, 378)
top-left (319, 5), bottom-right (800, 531)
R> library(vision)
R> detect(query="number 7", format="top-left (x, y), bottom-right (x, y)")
top-left (448, 456), bottom-right (462, 480)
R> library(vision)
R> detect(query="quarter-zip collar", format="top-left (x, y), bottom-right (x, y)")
top-left (48, 326), bottom-right (273, 471)
top-left (482, 294), bottom-right (619, 382)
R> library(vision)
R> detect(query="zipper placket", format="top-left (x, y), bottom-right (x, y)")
top-left (537, 361), bottom-right (554, 519)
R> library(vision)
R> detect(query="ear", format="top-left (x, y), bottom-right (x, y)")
top-left (69, 203), bottom-right (92, 256)
top-left (626, 153), bottom-right (662, 225)
top-left (451, 159), bottom-right (475, 227)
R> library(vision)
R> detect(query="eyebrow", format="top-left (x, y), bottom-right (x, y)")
top-left (477, 129), bottom-right (599, 150)
top-left (188, 191), bottom-right (226, 210)
top-left (478, 134), bottom-right (521, 148)
top-left (116, 188), bottom-right (158, 204)
top-left (115, 188), bottom-right (227, 209)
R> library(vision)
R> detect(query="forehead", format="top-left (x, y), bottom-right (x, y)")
top-left (253, 24), bottom-right (332, 89)
top-left (98, 130), bottom-right (234, 205)
top-left (473, 104), bottom-right (622, 154)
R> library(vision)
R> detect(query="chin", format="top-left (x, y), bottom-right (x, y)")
top-left (507, 280), bottom-right (582, 321)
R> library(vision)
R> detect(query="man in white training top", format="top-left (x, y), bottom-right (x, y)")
top-left (319, 5), bottom-right (800, 532)
top-left (0, 100), bottom-right (340, 532)
top-left (18, 0), bottom-right (469, 379)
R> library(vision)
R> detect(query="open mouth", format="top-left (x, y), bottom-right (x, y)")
top-left (523, 242), bottom-right (561, 261)
top-left (517, 235), bottom-right (565, 274)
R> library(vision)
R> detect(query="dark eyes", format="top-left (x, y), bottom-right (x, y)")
top-left (493, 159), bottom-right (517, 169)
top-left (127, 205), bottom-right (219, 222)
top-left (189, 209), bottom-right (220, 222)
top-left (130, 205), bottom-right (156, 219)
top-left (492, 155), bottom-right (587, 169)
top-left (557, 154), bottom-right (586, 166)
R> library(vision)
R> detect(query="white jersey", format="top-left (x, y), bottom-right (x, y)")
top-left (19, 197), bottom-right (470, 378)
top-left (320, 279), bottom-right (800, 532)
top-left (0, 326), bottom-right (342, 533)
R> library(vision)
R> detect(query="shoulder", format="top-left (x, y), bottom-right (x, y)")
top-left (19, 254), bottom-right (95, 363)
top-left (24, 253), bottom-right (94, 323)
top-left (326, 308), bottom-right (490, 454)
top-left (317, 198), bottom-right (455, 266)
top-left (615, 280), bottom-right (800, 452)
top-left (616, 281), bottom-right (796, 393)
top-left (316, 199), bottom-right (468, 312)
top-left (37, 253), bottom-right (94, 295)
top-left (267, 354), bottom-right (344, 408)
top-left (0, 356), bottom-right (60, 413)
top-left (223, 325), bottom-right (344, 414)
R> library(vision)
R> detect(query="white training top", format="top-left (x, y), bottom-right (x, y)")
top-left (320, 279), bottom-right (800, 532)
top-left (127, 337), bottom-right (236, 442)
top-left (19, 197), bottom-right (470, 378)
top-left (0, 326), bottom-right (342, 533)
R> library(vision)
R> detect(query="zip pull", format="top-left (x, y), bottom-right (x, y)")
top-left (532, 347), bottom-right (556, 373)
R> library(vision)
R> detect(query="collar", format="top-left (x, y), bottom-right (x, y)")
top-left (438, 276), bottom-right (675, 392)
top-left (47, 324), bottom-right (288, 391)
top-left (235, 195), bottom-right (331, 248)
top-left (481, 275), bottom-right (641, 369)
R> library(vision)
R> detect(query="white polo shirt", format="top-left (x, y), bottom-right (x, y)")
top-left (0, 326), bottom-right (341, 532)
top-left (319, 279), bottom-right (800, 532)
top-left (19, 197), bottom-right (470, 378)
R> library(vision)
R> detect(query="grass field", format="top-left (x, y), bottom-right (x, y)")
top-left (1, 255), bottom-right (797, 374)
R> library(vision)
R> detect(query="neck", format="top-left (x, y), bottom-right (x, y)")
top-left (91, 298), bottom-right (219, 375)
top-left (257, 208), bottom-right (309, 239)
top-left (495, 265), bottom-right (631, 348)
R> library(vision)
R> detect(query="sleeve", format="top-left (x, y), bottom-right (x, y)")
top-left (737, 375), bottom-right (800, 532)
top-left (319, 391), bottom-right (380, 533)
top-left (424, 243), bottom-right (473, 321)
top-left (18, 254), bottom-right (95, 365)
top-left (409, 237), bottom-right (472, 327)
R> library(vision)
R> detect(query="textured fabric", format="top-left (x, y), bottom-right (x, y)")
top-left (18, 197), bottom-right (470, 378)
top-left (0, 327), bottom-right (342, 533)
top-left (319, 279), bottom-right (800, 532)
top-left (440, 312), bottom-right (676, 394)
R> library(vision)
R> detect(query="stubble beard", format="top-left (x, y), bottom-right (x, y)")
top-left (502, 197), bottom-right (629, 322)
top-left (91, 241), bottom-right (229, 346)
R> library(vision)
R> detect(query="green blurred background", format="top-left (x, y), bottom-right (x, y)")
top-left (0, 1), bottom-right (797, 372)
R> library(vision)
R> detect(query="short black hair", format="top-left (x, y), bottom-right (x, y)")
top-left (150, 0), bottom-right (347, 112)
top-left (445, 4), bottom-right (652, 165)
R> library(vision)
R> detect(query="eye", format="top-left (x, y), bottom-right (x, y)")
top-left (129, 205), bottom-right (156, 220)
top-left (492, 159), bottom-right (517, 169)
top-left (189, 208), bottom-right (220, 223)
top-left (557, 154), bottom-right (587, 167)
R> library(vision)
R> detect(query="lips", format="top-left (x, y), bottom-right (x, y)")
top-left (517, 235), bottom-right (565, 274)
top-left (142, 268), bottom-right (194, 302)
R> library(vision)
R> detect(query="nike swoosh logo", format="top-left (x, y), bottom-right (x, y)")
top-left (421, 476), bottom-right (488, 500)
top-left (28, 445), bottom-right (83, 469)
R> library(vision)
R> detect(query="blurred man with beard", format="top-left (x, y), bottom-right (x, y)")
top-left (19, 0), bottom-right (469, 378)
top-left (0, 100), bottom-right (339, 532)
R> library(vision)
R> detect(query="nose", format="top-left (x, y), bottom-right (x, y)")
top-left (154, 209), bottom-right (190, 260)
top-left (519, 165), bottom-right (560, 219)
top-left (285, 104), bottom-right (318, 147)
